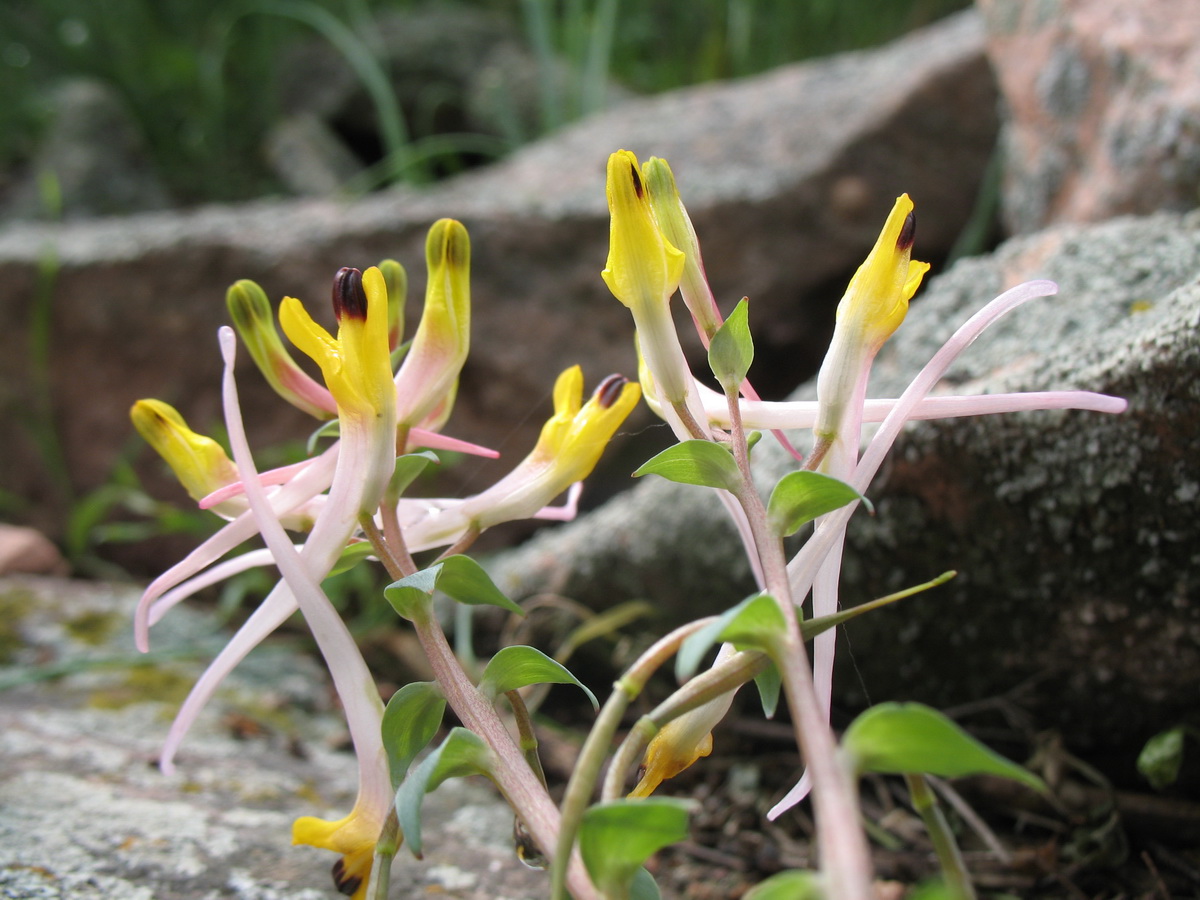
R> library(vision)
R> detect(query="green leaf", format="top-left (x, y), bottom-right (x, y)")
top-left (754, 663), bottom-right (781, 719)
top-left (384, 450), bottom-right (439, 505)
top-left (708, 297), bottom-right (753, 391)
top-left (744, 870), bottom-right (825, 900)
top-left (767, 470), bottom-right (869, 537)
top-left (842, 703), bottom-right (1046, 792)
top-left (381, 681), bottom-right (446, 788)
top-left (677, 593), bottom-right (784, 680)
top-left (1138, 727), bottom-right (1186, 789)
top-left (478, 645), bottom-right (598, 709)
top-left (630, 867), bottom-right (662, 900)
top-left (633, 440), bottom-right (740, 493)
top-left (579, 798), bottom-right (693, 900)
top-left (326, 540), bottom-right (374, 577)
top-left (384, 555), bottom-right (523, 620)
top-left (305, 418), bottom-right (341, 455)
top-left (394, 728), bottom-right (494, 858)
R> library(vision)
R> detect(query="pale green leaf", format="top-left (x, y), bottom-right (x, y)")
top-left (767, 470), bottom-right (868, 537)
top-left (708, 297), bottom-right (753, 391)
top-left (395, 728), bottom-right (494, 858)
top-left (633, 440), bottom-right (740, 493)
top-left (381, 681), bottom-right (445, 788)
top-left (843, 703), bottom-right (1046, 792)
top-left (384, 555), bottom-right (523, 620)
top-left (478, 645), bottom-right (598, 709)
top-left (677, 593), bottom-right (783, 680)
top-left (579, 799), bottom-right (693, 900)
top-left (1138, 727), bottom-right (1186, 789)
top-left (744, 870), bottom-right (824, 900)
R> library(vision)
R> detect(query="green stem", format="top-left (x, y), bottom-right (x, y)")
top-left (548, 618), bottom-right (716, 900)
top-left (360, 513), bottom-right (413, 579)
top-left (368, 808), bottom-right (400, 900)
top-left (601, 649), bottom-right (768, 801)
top-left (507, 689), bottom-right (549, 789)
top-left (905, 774), bottom-right (976, 900)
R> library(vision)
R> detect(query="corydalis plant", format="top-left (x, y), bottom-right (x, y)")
top-left (132, 151), bottom-right (1127, 900)
top-left (133, 219), bottom-right (637, 900)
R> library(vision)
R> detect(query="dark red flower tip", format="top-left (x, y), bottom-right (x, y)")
top-left (896, 211), bottom-right (916, 252)
top-left (595, 374), bottom-right (629, 409)
top-left (332, 267), bottom-right (367, 321)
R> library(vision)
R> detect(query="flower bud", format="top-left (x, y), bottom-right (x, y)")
top-left (225, 279), bottom-right (334, 419)
top-left (130, 399), bottom-right (238, 503)
top-left (393, 219), bottom-right (472, 429)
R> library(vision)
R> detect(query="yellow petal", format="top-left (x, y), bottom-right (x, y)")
top-left (601, 150), bottom-right (685, 311)
top-left (838, 193), bottom-right (928, 351)
top-left (293, 808), bottom-right (381, 900)
top-left (130, 399), bottom-right (238, 502)
top-left (629, 722), bottom-right (713, 798)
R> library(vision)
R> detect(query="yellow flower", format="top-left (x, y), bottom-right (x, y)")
top-left (465, 366), bottom-right (639, 529)
top-left (527, 366), bottom-right (641, 483)
top-left (601, 150), bottom-right (698, 415)
top-left (130, 399), bottom-right (238, 503)
top-left (814, 194), bottom-right (930, 443)
top-left (629, 695), bottom-right (733, 798)
top-left (835, 193), bottom-right (929, 354)
top-left (279, 266), bottom-right (395, 425)
top-left (293, 801), bottom-right (385, 900)
top-left (601, 150), bottom-right (685, 314)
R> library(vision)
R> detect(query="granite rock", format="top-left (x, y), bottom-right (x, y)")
top-left (978, 0), bottom-right (1200, 232)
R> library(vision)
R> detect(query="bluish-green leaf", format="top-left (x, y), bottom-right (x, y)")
top-left (381, 681), bottom-right (446, 788)
top-left (630, 867), bottom-right (662, 900)
top-left (395, 728), bottom-right (494, 858)
top-left (843, 703), bottom-right (1046, 792)
top-left (767, 470), bottom-right (869, 537)
top-left (677, 593), bottom-right (784, 680)
top-left (633, 440), bottom-right (740, 493)
top-left (478, 645), bottom-right (598, 709)
top-left (744, 870), bottom-right (825, 900)
top-left (579, 798), bottom-right (693, 900)
top-left (384, 450), bottom-right (439, 505)
top-left (384, 555), bottom-right (523, 620)
top-left (708, 297), bottom-right (753, 391)
top-left (1138, 727), bottom-right (1186, 789)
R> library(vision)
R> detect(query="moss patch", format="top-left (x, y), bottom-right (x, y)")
top-left (63, 609), bottom-right (123, 647)
top-left (88, 665), bottom-right (194, 710)
top-left (0, 588), bottom-right (36, 664)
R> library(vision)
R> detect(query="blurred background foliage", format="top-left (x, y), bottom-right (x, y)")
top-left (0, 0), bottom-right (969, 205)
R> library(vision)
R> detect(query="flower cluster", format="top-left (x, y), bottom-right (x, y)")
top-left (599, 149), bottom-right (1125, 814)
top-left (132, 219), bottom-right (638, 897)
top-left (133, 150), bottom-right (1127, 900)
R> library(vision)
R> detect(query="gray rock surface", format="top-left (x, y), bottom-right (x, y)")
top-left (0, 576), bottom-right (550, 899)
top-left (0, 11), bottom-right (996, 548)
top-left (486, 210), bottom-right (1200, 749)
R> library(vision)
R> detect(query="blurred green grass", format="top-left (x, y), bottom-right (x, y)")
top-left (0, 0), bottom-right (969, 203)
